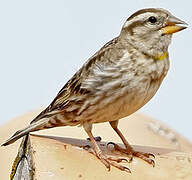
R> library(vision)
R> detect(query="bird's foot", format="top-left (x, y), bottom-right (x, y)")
top-left (95, 151), bottom-right (131, 173)
top-left (83, 145), bottom-right (131, 173)
top-left (107, 142), bottom-right (155, 167)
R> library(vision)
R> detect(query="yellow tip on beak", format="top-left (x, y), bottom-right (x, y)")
top-left (162, 15), bottom-right (188, 35)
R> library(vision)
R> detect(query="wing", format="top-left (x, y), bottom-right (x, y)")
top-left (31, 36), bottom-right (126, 123)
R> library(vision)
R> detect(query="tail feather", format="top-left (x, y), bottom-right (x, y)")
top-left (1, 118), bottom-right (49, 146)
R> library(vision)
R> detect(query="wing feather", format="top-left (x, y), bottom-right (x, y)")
top-left (31, 37), bottom-right (121, 123)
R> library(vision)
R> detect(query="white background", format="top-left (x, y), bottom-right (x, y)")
top-left (0, 1), bottom-right (191, 140)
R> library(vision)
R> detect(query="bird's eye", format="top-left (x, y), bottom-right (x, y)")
top-left (148, 16), bottom-right (157, 24)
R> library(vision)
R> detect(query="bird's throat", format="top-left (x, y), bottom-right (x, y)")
top-left (154, 52), bottom-right (168, 61)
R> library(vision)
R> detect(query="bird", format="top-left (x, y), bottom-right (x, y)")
top-left (2, 8), bottom-right (187, 172)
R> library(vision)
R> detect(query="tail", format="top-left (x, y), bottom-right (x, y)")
top-left (1, 118), bottom-right (49, 146)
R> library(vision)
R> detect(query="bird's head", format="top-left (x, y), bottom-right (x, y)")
top-left (120, 8), bottom-right (187, 58)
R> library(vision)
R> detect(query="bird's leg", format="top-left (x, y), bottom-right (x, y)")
top-left (83, 122), bottom-right (131, 172)
top-left (109, 120), bottom-right (155, 166)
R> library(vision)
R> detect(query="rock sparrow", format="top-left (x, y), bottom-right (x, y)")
top-left (2, 8), bottom-right (187, 172)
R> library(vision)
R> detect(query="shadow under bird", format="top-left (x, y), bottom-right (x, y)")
top-left (2, 8), bottom-right (188, 172)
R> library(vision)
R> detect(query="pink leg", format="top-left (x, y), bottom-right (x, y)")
top-left (109, 121), bottom-right (155, 167)
top-left (83, 122), bottom-right (131, 172)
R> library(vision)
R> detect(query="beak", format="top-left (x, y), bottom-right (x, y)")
top-left (161, 15), bottom-right (188, 34)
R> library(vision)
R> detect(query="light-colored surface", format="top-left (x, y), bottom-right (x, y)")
top-left (0, 110), bottom-right (192, 179)
top-left (32, 136), bottom-right (192, 180)
top-left (0, 1), bottom-right (192, 140)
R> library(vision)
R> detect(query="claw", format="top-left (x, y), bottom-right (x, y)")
top-left (105, 160), bottom-right (131, 173)
top-left (85, 146), bottom-right (132, 173)
top-left (97, 154), bottom-right (111, 170)
top-left (107, 142), bottom-right (156, 167)
top-left (132, 151), bottom-right (156, 167)
top-left (148, 153), bottom-right (155, 159)
top-left (104, 162), bottom-right (111, 171)
top-left (107, 166), bottom-right (111, 171)
top-left (120, 158), bottom-right (128, 163)
top-left (149, 159), bottom-right (155, 167)
top-left (128, 155), bottom-right (133, 162)
top-left (122, 166), bottom-right (132, 173)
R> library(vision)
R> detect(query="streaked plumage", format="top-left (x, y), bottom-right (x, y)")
top-left (2, 8), bottom-right (187, 172)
